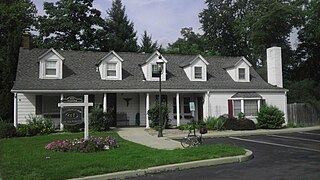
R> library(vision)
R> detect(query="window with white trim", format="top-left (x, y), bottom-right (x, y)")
top-left (152, 64), bottom-right (160, 78)
top-left (106, 63), bottom-right (117, 77)
top-left (238, 68), bottom-right (245, 80)
top-left (194, 67), bottom-right (202, 79)
top-left (233, 99), bottom-right (259, 116)
top-left (45, 61), bottom-right (57, 76)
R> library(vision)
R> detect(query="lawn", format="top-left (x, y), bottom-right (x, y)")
top-left (0, 131), bottom-right (245, 179)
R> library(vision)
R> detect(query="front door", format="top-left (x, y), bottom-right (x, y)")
top-left (107, 93), bottom-right (117, 127)
top-left (197, 97), bottom-right (203, 121)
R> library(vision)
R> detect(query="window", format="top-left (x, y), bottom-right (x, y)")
top-left (45, 61), bottom-right (57, 76)
top-left (239, 68), bottom-right (245, 80)
top-left (152, 64), bottom-right (160, 78)
top-left (107, 63), bottom-right (117, 77)
top-left (184, 97), bottom-right (191, 113)
top-left (244, 100), bottom-right (258, 116)
top-left (233, 99), bottom-right (259, 117)
top-left (233, 100), bottom-right (241, 116)
top-left (194, 67), bottom-right (202, 79)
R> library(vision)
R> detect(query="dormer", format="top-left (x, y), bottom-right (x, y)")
top-left (97, 51), bottom-right (123, 80)
top-left (39, 48), bottom-right (64, 79)
top-left (225, 57), bottom-right (252, 82)
top-left (141, 51), bottom-right (167, 81)
top-left (180, 55), bottom-right (209, 81)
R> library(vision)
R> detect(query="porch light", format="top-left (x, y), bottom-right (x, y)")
top-left (156, 55), bottom-right (164, 137)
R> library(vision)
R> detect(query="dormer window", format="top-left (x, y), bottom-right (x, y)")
top-left (97, 51), bottom-right (123, 80)
top-left (141, 51), bottom-right (167, 81)
top-left (152, 64), bottom-right (160, 78)
top-left (180, 55), bottom-right (208, 81)
top-left (194, 67), bottom-right (202, 79)
top-left (238, 68), bottom-right (245, 80)
top-left (106, 63), bottom-right (117, 77)
top-left (39, 48), bottom-right (64, 79)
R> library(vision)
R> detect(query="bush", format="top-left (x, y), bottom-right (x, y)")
top-left (257, 104), bottom-right (285, 129)
top-left (45, 136), bottom-right (119, 153)
top-left (16, 115), bottom-right (54, 137)
top-left (89, 106), bottom-right (112, 131)
top-left (205, 117), bottom-right (226, 130)
top-left (0, 121), bottom-right (16, 138)
top-left (224, 117), bottom-right (256, 130)
top-left (147, 104), bottom-right (170, 128)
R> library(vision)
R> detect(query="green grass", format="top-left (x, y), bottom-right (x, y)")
top-left (0, 131), bottom-right (245, 179)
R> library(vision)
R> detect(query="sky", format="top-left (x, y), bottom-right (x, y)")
top-left (32, 0), bottom-right (206, 47)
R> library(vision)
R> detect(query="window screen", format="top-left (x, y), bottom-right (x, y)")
top-left (107, 63), bottom-right (117, 77)
top-left (194, 67), bottom-right (202, 79)
top-left (152, 64), bottom-right (160, 77)
top-left (45, 61), bottom-right (57, 75)
top-left (233, 100), bottom-right (241, 116)
top-left (239, 68), bottom-right (245, 80)
top-left (244, 100), bottom-right (258, 116)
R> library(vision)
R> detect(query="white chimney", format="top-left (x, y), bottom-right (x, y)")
top-left (267, 46), bottom-right (283, 88)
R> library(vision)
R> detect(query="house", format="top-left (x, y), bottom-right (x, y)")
top-left (11, 34), bottom-right (288, 129)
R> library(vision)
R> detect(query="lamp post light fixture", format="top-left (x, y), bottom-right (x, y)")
top-left (156, 55), bottom-right (164, 137)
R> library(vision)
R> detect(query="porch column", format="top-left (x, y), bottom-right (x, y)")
top-left (258, 99), bottom-right (261, 112)
top-left (203, 91), bottom-right (210, 119)
top-left (103, 93), bottom-right (107, 112)
top-left (13, 93), bottom-right (18, 127)
top-left (60, 93), bottom-right (64, 131)
top-left (241, 99), bottom-right (245, 113)
top-left (176, 93), bottom-right (180, 126)
top-left (146, 93), bottom-right (150, 128)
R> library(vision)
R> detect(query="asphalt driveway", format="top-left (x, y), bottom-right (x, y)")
top-left (135, 130), bottom-right (320, 180)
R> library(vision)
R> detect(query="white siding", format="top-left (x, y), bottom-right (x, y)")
top-left (259, 91), bottom-right (287, 122)
top-left (208, 92), bottom-right (234, 118)
top-left (117, 93), bottom-right (139, 126)
top-left (17, 93), bottom-right (36, 124)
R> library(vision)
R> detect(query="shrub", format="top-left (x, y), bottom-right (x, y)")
top-left (25, 115), bottom-right (55, 136)
top-left (89, 106), bottom-right (112, 131)
top-left (205, 117), bottom-right (226, 130)
top-left (0, 121), bottom-right (16, 138)
top-left (147, 104), bottom-right (170, 128)
top-left (45, 136), bottom-right (119, 153)
top-left (177, 124), bottom-right (190, 130)
top-left (16, 115), bottom-right (54, 137)
top-left (257, 104), bottom-right (285, 129)
top-left (224, 117), bottom-right (256, 130)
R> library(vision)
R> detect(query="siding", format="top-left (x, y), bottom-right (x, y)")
top-left (17, 93), bottom-right (36, 124)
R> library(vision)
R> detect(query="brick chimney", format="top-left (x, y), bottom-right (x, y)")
top-left (22, 32), bottom-right (32, 49)
top-left (267, 46), bottom-right (283, 88)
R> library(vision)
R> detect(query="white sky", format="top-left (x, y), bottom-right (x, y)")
top-left (32, 0), bottom-right (206, 47)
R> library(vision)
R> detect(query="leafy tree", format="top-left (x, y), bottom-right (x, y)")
top-left (0, 0), bottom-right (36, 120)
top-left (285, 79), bottom-right (320, 104)
top-left (165, 27), bottom-right (211, 55)
top-left (103, 0), bottom-right (138, 52)
top-left (200, 0), bottom-right (301, 71)
top-left (293, 0), bottom-right (320, 82)
top-left (36, 0), bottom-right (103, 50)
top-left (139, 30), bottom-right (158, 53)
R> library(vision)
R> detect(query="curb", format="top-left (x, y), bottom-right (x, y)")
top-left (70, 149), bottom-right (253, 180)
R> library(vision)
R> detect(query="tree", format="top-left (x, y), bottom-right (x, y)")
top-left (139, 30), bottom-right (158, 53)
top-left (36, 0), bottom-right (103, 50)
top-left (200, 0), bottom-right (300, 72)
top-left (0, 0), bottom-right (37, 120)
top-left (103, 0), bottom-right (138, 52)
top-left (165, 27), bottom-right (210, 55)
top-left (293, 0), bottom-right (320, 82)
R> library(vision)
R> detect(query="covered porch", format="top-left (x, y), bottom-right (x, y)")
top-left (13, 91), bottom-right (210, 129)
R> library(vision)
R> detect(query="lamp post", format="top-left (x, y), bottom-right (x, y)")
top-left (156, 56), bottom-right (164, 137)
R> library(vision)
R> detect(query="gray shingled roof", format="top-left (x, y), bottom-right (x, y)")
top-left (231, 92), bottom-right (263, 98)
top-left (12, 48), bottom-right (285, 92)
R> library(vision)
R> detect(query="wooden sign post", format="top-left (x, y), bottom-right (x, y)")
top-left (58, 95), bottom-right (93, 139)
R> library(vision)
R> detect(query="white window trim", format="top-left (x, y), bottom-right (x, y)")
top-left (232, 98), bottom-right (262, 117)
top-left (106, 62), bottom-right (118, 78)
top-left (40, 59), bottom-right (62, 79)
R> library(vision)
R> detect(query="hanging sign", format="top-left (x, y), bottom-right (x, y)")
top-left (62, 108), bottom-right (83, 125)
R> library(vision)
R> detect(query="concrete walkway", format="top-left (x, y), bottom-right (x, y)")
top-left (117, 127), bottom-right (182, 150)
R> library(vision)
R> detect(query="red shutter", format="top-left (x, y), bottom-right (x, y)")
top-left (228, 100), bottom-right (233, 118)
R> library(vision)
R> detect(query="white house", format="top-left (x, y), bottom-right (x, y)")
top-left (11, 35), bottom-right (287, 129)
